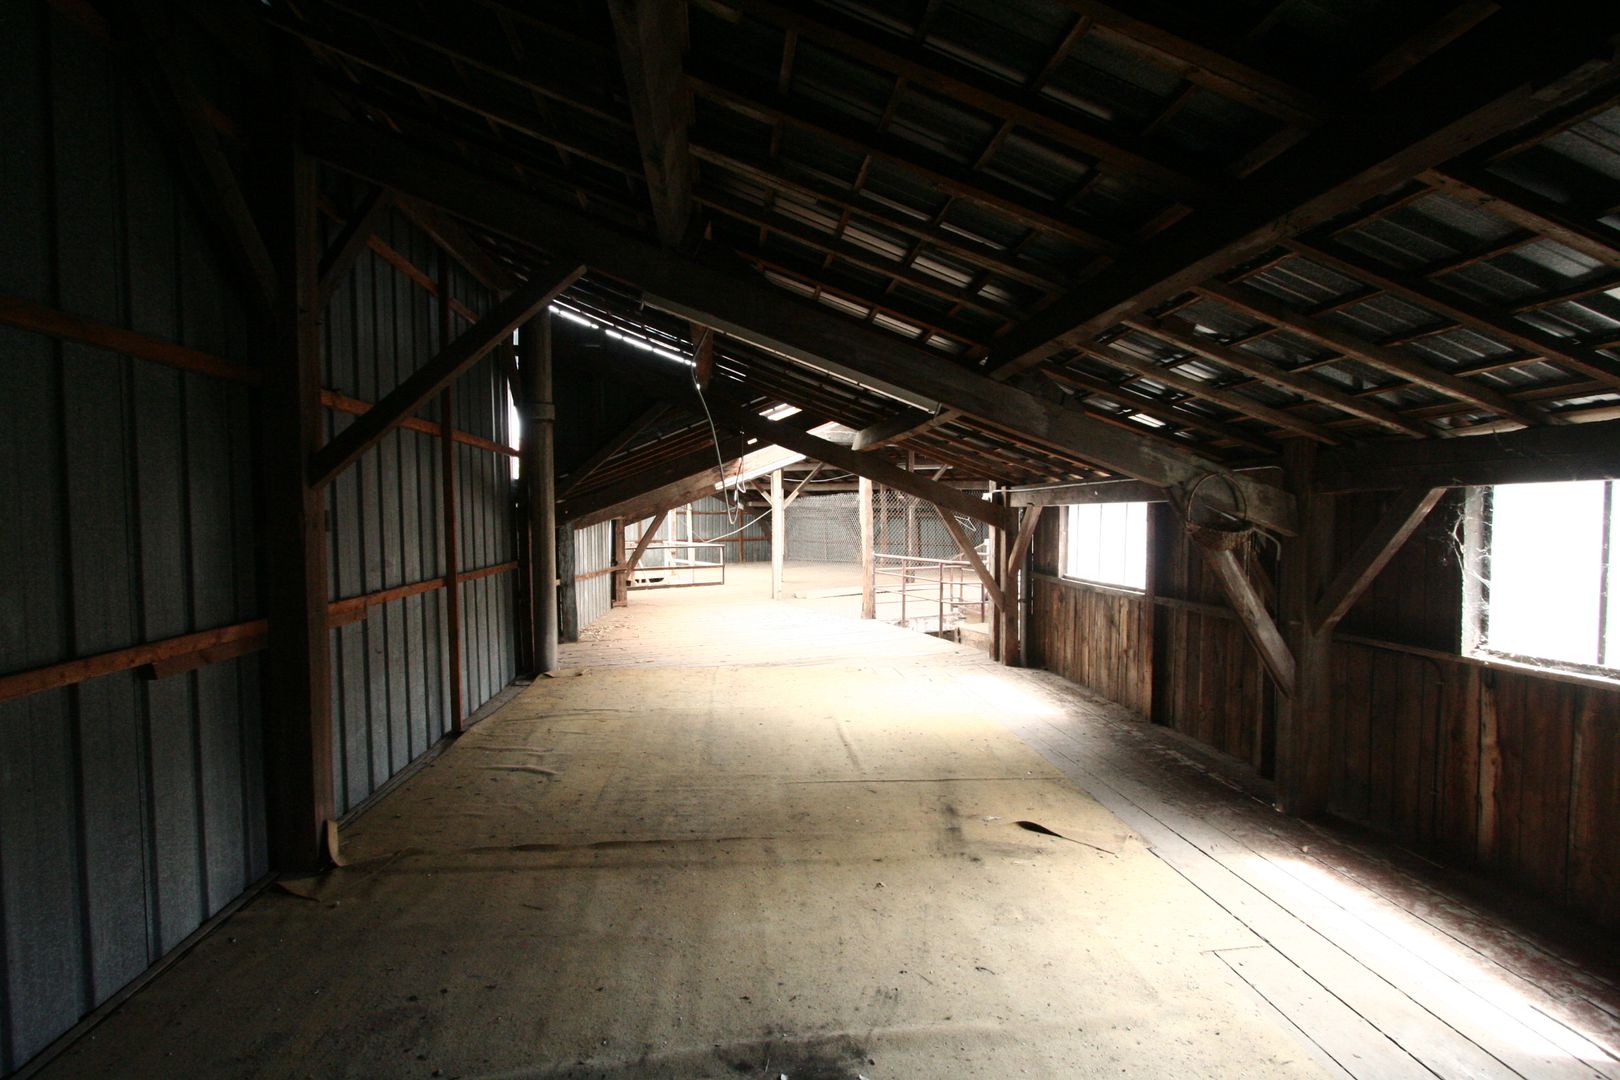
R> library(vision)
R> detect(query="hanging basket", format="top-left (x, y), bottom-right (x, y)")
top-left (1182, 473), bottom-right (1253, 552)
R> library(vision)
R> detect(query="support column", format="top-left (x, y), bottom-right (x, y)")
top-left (987, 487), bottom-right (1003, 662)
top-left (519, 314), bottom-right (558, 672)
top-left (260, 139), bottom-right (334, 871)
top-left (437, 251), bottom-right (464, 732)
top-left (514, 463), bottom-right (536, 673)
top-left (770, 468), bottom-right (785, 599)
top-left (611, 517), bottom-right (628, 607)
top-left (557, 518), bottom-right (579, 643)
top-left (859, 476), bottom-right (875, 619)
top-left (1276, 442), bottom-right (1334, 816)
top-left (905, 450), bottom-right (918, 558)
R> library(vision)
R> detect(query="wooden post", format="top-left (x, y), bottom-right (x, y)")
top-left (860, 476), bottom-right (875, 618)
top-left (905, 450), bottom-right (918, 557)
top-left (436, 251), bottom-right (465, 734)
top-left (1276, 442), bottom-right (1334, 816)
top-left (611, 517), bottom-right (628, 607)
top-left (988, 487), bottom-right (1003, 662)
top-left (1002, 505), bottom-right (1044, 667)
top-left (520, 314), bottom-right (558, 672)
top-left (514, 462), bottom-right (536, 674)
top-left (260, 138), bottom-right (334, 872)
top-left (770, 468), bottom-right (785, 599)
top-left (557, 519), bottom-right (579, 643)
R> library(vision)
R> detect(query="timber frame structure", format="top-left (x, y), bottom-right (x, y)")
top-left (4, 0), bottom-right (1620, 1073)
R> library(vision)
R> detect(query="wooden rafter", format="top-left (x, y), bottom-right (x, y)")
top-left (609, 0), bottom-right (695, 247)
top-left (309, 261), bottom-right (584, 487)
top-left (1195, 279), bottom-right (1550, 426)
top-left (988, 6), bottom-right (1620, 378)
top-left (305, 111), bottom-right (1298, 533)
top-left (695, 0), bottom-right (1215, 204)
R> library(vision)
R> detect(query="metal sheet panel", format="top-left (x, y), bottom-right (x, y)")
top-left (323, 207), bottom-right (517, 814)
top-left (0, 8), bottom-right (265, 1072)
top-left (572, 521), bottom-right (614, 631)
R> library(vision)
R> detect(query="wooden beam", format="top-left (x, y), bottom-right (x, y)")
top-left (936, 506), bottom-right (1004, 611)
top-left (1315, 416), bottom-right (1620, 492)
top-left (1046, 1), bottom-right (1322, 124)
top-left (258, 135), bottom-right (333, 872)
top-left (860, 476), bottom-right (876, 618)
top-left (782, 463), bottom-right (823, 510)
top-left (559, 403), bottom-right (671, 497)
top-left (687, 68), bottom-right (1127, 253)
top-left (626, 510), bottom-right (671, 575)
top-left (1200, 546), bottom-right (1294, 698)
top-left (309, 261), bottom-right (583, 487)
top-left (1006, 505), bottom-right (1045, 573)
top-left (0, 296), bottom-right (260, 384)
top-left (695, 0), bottom-right (1216, 204)
top-left (1070, 345), bottom-right (1340, 443)
top-left (126, 0), bottom-right (277, 311)
top-left (1131, 315), bottom-right (1433, 436)
top-left (1426, 166), bottom-right (1620, 270)
top-left (989, 7), bottom-right (1620, 376)
top-left (1040, 366), bottom-right (1279, 453)
top-left (1312, 485), bottom-right (1444, 633)
top-left (1196, 279), bottom-right (1549, 425)
top-left (770, 469), bottom-right (785, 599)
top-left (709, 400), bottom-right (1018, 533)
top-left (302, 113), bottom-right (1297, 534)
top-left (1286, 238), bottom-right (1620, 391)
top-left (397, 198), bottom-right (522, 292)
top-left (316, 186), bottom-right (393, 309)
top-left (1273, 442), bottom-right (1331, 815)
top-left (1008, 478), bottom-right (1167, 507)
top-left (609, 0), bottom-right (695, 247)
top-left (850, 408), bottom-right (951, 451)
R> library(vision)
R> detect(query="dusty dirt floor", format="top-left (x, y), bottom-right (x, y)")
top-left (39, 564), bottom-right (1619, 1079)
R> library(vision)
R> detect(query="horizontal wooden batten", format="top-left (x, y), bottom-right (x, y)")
top-left (0, 562), bottom-right (518, 706)
top-left (0, 296), bottom-right (519, 458)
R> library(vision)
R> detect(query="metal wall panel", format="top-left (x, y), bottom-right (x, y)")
top-left (572, 521), bottom-right (613, 631)
top-left (0, 7), bottom-right (265, 1072)
top-left (322, 206), bottom-right (517, 815)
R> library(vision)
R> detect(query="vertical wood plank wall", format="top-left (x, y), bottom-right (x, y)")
top-left (0, 7), bottom-right (266, 1072)
top-left (1029, 496), bottom-right (1620, 929)
top-left (321, 194), bottom-right (517, 816)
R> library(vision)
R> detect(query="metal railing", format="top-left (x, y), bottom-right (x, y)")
top-left (628, 540), bottom-right (727, 590)
top-left (872, 553), bottom-right (988, 636)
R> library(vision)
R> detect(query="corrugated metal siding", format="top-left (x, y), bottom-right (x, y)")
top-left (0, 6), bottom-right (266, 1073)
top-left (322, 206), bottom-right (517, 815)
top-left (572, 521), bottom-right (613, 630)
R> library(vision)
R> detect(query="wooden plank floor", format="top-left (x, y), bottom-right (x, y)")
top-left (582, 563), bottom-right (1620, 1080)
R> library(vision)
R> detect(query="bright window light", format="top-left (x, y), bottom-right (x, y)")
top-left (1468, 480), bottom-right (1617, 671)
top-left (1063, 502), bottom-right (1148, 590)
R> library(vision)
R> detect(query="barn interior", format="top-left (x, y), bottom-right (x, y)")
top-left (3, 0), bottom-right (1620, 1077)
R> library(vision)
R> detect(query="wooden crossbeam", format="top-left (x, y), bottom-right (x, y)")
top-left (1201, 547), bottom-right (1295, 697)
top-left (1072, 345), bottom-right (1339, 443)
top-left (1314, 417), bottom-right (1620, 492)
top-left (696, 0), bottom-right (1214, 205)
top-left (1312, 484), bottom-right (1444, 633)
top-left (316, 186), bottom-right (394, 309)
top-left (936, 506), bottom-right (1004, 612)
top-left (1006, 505), bottom-right (1044, 574)
top-left (309, 262), bottom-right (583, 487)
top-left (1287, 238), bottom-right (1620, 391)
top-left (1196, 279), bottom-right (1549, 426)
top-left (1132, 316), bottom-right (1433, 436)
top-left (303, 113), bottom-right (1297, 534)
top-left (1041, 366), bottom-right (1277, 453)
top-left (851, 408), bottom-right (951, 451)
top-left (559, 403), bottom-right (672, 497)
top-left (988, 6), bottom-right (1620, 377)
top-left (609, 0), bottom-right (695, 247)
top-left (127, 0), bottom-right (277, 311)
top-left (625, 510), bottom-right (671, 576)
top-left (1425, 166), bottom-right (1620, 270)
top-left (687, 68), bottom-right (1125, 254)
